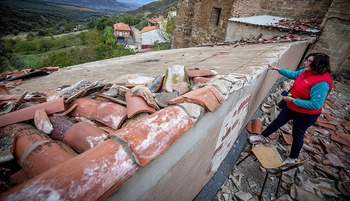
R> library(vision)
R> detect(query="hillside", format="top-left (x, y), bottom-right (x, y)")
top-left (0, 0), bottom-right (104, 36)
top-left (129, 0), bottom-right (178, 16)
top-left (42, 0), bottom-right (137, 13)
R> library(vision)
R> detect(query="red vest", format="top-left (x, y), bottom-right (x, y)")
top-left (287, 70), bottom-right (332, 114)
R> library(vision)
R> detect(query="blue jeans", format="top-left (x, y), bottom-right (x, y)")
top-left (262, 106), bottom-right (319, 159)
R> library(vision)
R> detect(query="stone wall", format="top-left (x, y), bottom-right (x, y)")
top-left (256, 0), bottom-right (332, 19)
top-left (173, 0), bottom-right (236, 48)
top-left (310, 0), bottom-right (350, 73)
top-left (231, 0), bottom-right (264, 18)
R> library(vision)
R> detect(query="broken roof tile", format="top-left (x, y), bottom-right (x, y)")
top-left (63, 122), bottom-right (108, 153)
top-left (125, 91), bottom-right (156, 118)
top-left (70, 98), bottom-right (127, 130)
top-left (34, 109), bottom-right (53, 135)
top-left (282, 133), bottom-right (293, 145)
top-left (187, 70), bottom-right (216, 78)
top-left (193, 76), bottom-right (216, 84)
top-left (331, 133), bottom-right (350, 147)
top-left (251, 119), bottom-right (262, 135)
top-left (325, 153), bottom-right (345, 168)
top-left (130, 86), bottom-right (160, 110)
top-left (166, 85), bottom-right (223, 112)
top-left (0, 98), bottom-right (65, 128)
top-left (109, 106), bottom-right (195, 166)
top-left (0, 140), bottom-right (138, 200)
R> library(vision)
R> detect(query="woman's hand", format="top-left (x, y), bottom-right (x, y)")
top-left (284, 96), bottom-right (295, 103)
top-left (266, 63), bottom-right (280, 71)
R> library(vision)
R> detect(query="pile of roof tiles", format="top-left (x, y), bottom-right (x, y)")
top-left (0, 67), bottom-right (59, 89)
top-left (196, 33), bottom-right (312, 48)
top-left (0, 65), bottom-right (246, 199)
top-left (276, 18), bottom-right (322, 32)
top-left (215, 76), bottom-right (350, 200)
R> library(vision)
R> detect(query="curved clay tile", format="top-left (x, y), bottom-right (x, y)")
top-left (251, 119), bottom-right (262, 135)
top-left (192, 76), bottom-right (216, 84)
top-left (14, 128), bottom-right (51, 163)
top-left (0, 140), bottom-right (138, 201)
top-left (187, 70), bottom-right (216, 78)
top-left (125, 91), bottom-right (156, 118)
top-left (70, 98), bottom-right (127, 130)
top-left (21, 140), bottom-right (76, 178)
top-left (50, 116), bottom-right (77, 141)
top-left (63, 122), bottom-right (108, 153)
top-left (109, 106), bottom-right (195, 166)
top-left (166, 85), bottom-right (224, 112)
top-left (0, 98), bottom-right (65, 128)
top-left (130, 85), bottom-right (160, 110)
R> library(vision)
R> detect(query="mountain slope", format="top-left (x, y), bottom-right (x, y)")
top-left (129, 0), bottom-right (178, 15)
top-left (42, 0), bottom-right (137, 13)
top-left (0, 0), bottom-right (104, 36)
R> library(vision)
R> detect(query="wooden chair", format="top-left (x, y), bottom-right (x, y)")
top-left (236, 146), bottom-right (309, 201)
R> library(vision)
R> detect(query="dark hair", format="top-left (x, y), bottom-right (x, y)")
top-left (306, 53), bottom-right (332, 75)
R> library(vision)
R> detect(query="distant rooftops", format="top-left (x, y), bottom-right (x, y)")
top-left (229, 15), bottom-right (320, 33)
top-left (148, 17), bottom-right (165, 24)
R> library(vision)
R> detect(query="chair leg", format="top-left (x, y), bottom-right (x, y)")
top-left (235, 152), bottom-right (252, 166)
top-left (259, 171), bottom-right (269, 201)
top-left (276, 171), bottom-right (283, 197)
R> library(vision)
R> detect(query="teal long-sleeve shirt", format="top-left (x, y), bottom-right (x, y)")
top-left (279, 68), bottom-right (330, 110)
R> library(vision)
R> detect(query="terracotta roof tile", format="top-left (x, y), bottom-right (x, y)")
top-left (109, 106), bottom-right (195, 166)
top-left (0, 140), bottom-right (138, 200)
top-left (166, 85), bottom-right (224, 112)
top-left (140, 26), bottom-right (157, 34)
top-left (63, 122), bottom-right (108, 153)
top-left (114, 22), bottom-right (131, 31)
top-left (152, 17), bottom-right (165, 23)
top-left (69, 98), bottom-right (127, 130)
top-left (187, 70), bottom-right (216, 78)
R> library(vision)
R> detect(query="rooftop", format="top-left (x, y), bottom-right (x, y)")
top-left (229, 15), bottom-right (321, 33)
top-left (140, 26), bottom-right (157, 34)
top-left (114, 22), bottom-right (131, 31)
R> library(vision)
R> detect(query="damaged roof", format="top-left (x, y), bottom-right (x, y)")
top-left (228, 15), bottom-right (320, 33)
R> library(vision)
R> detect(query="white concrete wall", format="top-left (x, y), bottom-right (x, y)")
top-left (141, 29), bottom-right (167, 45)
top-left (225, 21), bottom-right (290, 42)
top-left (107, 41), bottom-right (309, 201)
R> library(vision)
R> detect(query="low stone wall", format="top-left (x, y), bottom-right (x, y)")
top-left (107, 41), bottom-right (309, 201)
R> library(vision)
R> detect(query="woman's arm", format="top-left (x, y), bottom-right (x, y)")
top-left (267, 63), bottom-right (304, 80)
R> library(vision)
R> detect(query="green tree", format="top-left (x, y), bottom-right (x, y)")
top-left (103, 27), bottom-right (116, 46)
top-left (65, 23), bottom-right (73, 32)
top-left (96, 16), bottom-right (108, 31)
top-left (120, 14), bottom-right (135, 25)
top-left (83, 30), bottom-right (103, 46)
top-left (0, 39), bottom-right (25, 73)
top-left (156, 12), bottom-right (176, 50)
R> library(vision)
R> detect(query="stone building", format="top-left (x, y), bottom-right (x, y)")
top-left (173, 0), bottom-right (350, 73)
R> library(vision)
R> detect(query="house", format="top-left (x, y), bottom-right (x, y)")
top-left (148, 17), bottom-right (166, 27)
top-left (113, 22), bottom-right (131, 45)
top-left (140, 26), bottom-right (167, 49)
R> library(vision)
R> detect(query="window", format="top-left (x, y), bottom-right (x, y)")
top-left (125, 32), bottom-right (128, 35)
top-left (211, 7), bottom-right (222, 26)
top-left (119, 32), bottom-right (123, 36)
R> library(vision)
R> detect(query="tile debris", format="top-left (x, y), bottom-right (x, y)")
top-left (215, 74), bottom-right (350, 201)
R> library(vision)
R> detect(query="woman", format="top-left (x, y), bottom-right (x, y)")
top-left (250, 53), bottom-right (333, 164)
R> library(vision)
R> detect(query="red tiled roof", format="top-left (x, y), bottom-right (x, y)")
top-left (140, 26), bottom-right (157, 34)
top-left (114, 22), bottom-right (131, 31)
top-left (152, 17), bottom-right (165, 23)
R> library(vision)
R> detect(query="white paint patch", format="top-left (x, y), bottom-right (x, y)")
top-left (210, 94), bottom-right (250, 172)
top-left (86, 134), bottom-right (107, 148)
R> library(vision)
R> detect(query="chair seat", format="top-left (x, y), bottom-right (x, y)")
top-left (252, 146), bottom-right (309, 169)
top-left (252, 146), bottom-right (282, 169)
